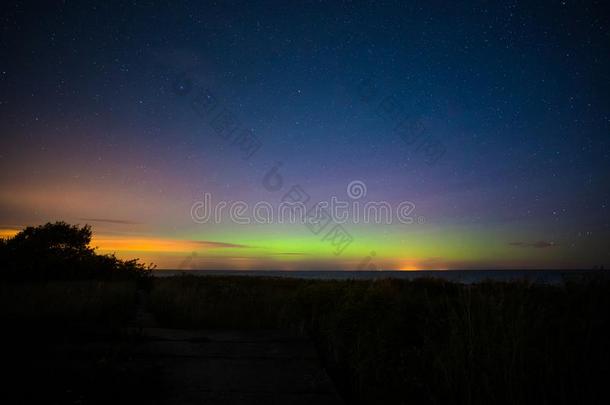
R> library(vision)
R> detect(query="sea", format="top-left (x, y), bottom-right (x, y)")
top-left (153, 269), bottom-right (605, 284)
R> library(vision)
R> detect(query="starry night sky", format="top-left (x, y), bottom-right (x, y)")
top-left (1, 1), bottom-right (609, 270)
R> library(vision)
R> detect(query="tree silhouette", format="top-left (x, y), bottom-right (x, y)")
top-left (0, 222), bottom-right (152, 281)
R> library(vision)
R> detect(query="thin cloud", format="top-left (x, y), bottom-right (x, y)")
top-left (79, 218), bottom-right (141, 225)
top-left (509, 241), bottom-right (556, 248)
top-left (192, 240), bottom-right (250, 249)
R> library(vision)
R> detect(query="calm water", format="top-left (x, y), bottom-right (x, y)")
top-left (154, 269), bottom-right (602, 284)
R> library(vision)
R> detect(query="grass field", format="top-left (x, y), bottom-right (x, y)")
top-left (2, 275), bottom-right (610, 404)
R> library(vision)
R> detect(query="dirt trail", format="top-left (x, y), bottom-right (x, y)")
top-left (133, 328), bottom-right (343, 404)
top-left (131, 289), bottom-right (343, 404)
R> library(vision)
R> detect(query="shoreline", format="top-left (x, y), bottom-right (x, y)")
top-left (152, 269), bottom-right (606, 284)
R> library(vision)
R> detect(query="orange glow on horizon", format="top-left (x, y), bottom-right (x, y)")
top-left (93, 236), bottom-right (203, 253)
top-left (0, 228), bottom-right (19, 239)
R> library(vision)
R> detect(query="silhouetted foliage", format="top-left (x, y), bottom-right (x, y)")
top-left (0, 222), bottom-right (153, 281)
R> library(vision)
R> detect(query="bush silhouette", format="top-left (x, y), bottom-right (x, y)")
top-left (0, 222), bottom-right (152, 281)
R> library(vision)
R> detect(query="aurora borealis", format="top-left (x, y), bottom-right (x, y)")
top-left (1, 1), bottom-right (609, 270)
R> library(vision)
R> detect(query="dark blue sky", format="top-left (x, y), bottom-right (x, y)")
top-left (1, 1), bottom-right (609, 269)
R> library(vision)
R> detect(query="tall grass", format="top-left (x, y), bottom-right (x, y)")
top-left (149, 275), bottom-right (300, 329)
top-left (0, 281), bottom-right (151, 404)
top-left (0, 281), bottom-right (138, 332)
top-left (148, 276), bottom-right (610, 405)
